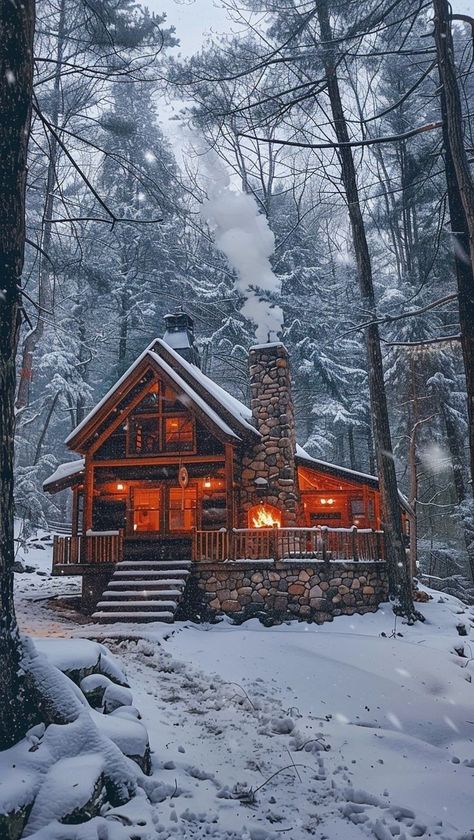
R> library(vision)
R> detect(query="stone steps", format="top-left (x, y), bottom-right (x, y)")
top-left (92, 610), bottom-right (175, 623)
top-left (91, 557), bottom-right (191, 623)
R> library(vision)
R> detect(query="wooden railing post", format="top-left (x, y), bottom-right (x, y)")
top-left (321, 527), bottom-right (328, 564)
top-left (375, 530), bottom-right (382, 561)
top-left (351, 525), bottom-right (359, 561)
top-left (273, 526), bottom-right (280, 562)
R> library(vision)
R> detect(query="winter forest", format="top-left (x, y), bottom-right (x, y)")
top-left (3, 0), bottom-right (474, 838)
top-left (9, 0), bottom-right (474, 598)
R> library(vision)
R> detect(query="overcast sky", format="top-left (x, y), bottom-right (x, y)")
top-left (147, 0), bottom-right (474, 56)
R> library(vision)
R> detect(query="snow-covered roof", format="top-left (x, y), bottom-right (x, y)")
top-left (296, 445), bottom-right (414, 515)
top-left (65, 335), bottom-right (259, 450)
top-left (296, 445), bottom-right (379, 484)
top-left (147, 350), bottom-right (239, 440)
top-left (65, 341), bottom-right (157, 446)
top-left (43, 458), bottom-right (85, 491)
top-left (152, 339), bottom-right (257, 435)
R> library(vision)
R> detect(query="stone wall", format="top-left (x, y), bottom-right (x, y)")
top-left (180, 560), bottom-right (389, 624)
top-left (239, 343), bottom-right (300, 527)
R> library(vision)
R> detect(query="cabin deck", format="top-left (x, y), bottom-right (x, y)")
top-left (52, 526), bottom-right (384, 575)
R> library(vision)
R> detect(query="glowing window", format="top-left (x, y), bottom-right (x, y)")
top-left (129, 416), bottom-right (159, 454)
top-left (168, 487), bottom-right (197, 531)
top-left (132, 488), bottom-right (161, 532)
top-left (164, 416), bottom-right (194, 452)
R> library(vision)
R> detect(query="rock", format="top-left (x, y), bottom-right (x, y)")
top-left (221, 599), bottom-right (240, 611)
top-left (288, 583), bottom-right (305, 595)
top-left (274, 596), bottom-right (288, 611)
top-left (25, 754), bottom-right (107, 834)
top-left (80, 673), bottom-right (111, 708)
top-left (0, 806), bottom-right (31, 840)
top-left (310, 598), bottom-right (328, 610)
top-left (13, 560), bottom-right (35, 574)
top-left (309, 584), bottom-right (323, 598)
top-left (103, 683), bottom-right (133, 714)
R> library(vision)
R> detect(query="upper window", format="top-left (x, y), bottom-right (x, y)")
top-left (126, 382), bottom-right (195, 456)
top-left (133, 383), bottom-right (160, 413)
top-left (164, 416), bottom-right (194, 452)
top-left (129, 416), bottom-right (160, 455)
top-left (162, 385), bottom-right (182, 412)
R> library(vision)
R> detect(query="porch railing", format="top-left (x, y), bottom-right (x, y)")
top-left (193, 526), bottom-right (384, 564)
top-left (52, 529), bottom-right (124, 568)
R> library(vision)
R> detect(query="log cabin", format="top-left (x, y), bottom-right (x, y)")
top-left (44, 311), bottom-right (413, 623)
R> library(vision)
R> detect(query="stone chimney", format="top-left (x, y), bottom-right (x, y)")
top-left (163, 310), bottom-right (201, 368)
top-left (240, 343), bottom-right (300, 526)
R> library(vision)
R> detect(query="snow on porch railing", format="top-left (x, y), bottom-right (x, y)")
top-left (52, 530), bottom-right (124, 567)
top-left (193, 527), bottom-right (385, 564)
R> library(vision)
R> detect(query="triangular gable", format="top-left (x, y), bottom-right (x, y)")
top-left (66, 349), bottom-right (241, 453)
top-left (150, 339), bottom-right (259, 440)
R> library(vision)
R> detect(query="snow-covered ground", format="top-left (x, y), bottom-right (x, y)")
top-left (10, 539), bottom-right (474, 839)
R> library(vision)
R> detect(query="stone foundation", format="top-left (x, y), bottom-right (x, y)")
top-left (180, 560), bottom-right (388, 623)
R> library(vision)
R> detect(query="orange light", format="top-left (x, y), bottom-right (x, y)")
top-left (320, 497), bottom-right (334, 505)
top-left (117, 483), bottom-right (124, 491)
top-left (203, 476), bottom-right (211, 489)
top-left (251, 504), bottom-right (281, 528)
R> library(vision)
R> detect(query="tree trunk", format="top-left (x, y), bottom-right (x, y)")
top-left (408, 357), bottom-right (419, 579)
top-left (441, 404), bottom-right (474, 581)
top-left (348, 425), bottom-right (356, 470)
top-left (316, 0), bottom-right (417, 618)
top-left (433, 0), bottom-right (474, 491)
top-left (0, 0), bottom-right (36, 748)
top-left (16, 0), bottom-right (65, 411)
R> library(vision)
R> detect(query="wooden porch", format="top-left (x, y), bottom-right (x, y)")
top-left (52, 526), bottom-right (385, 574)
top-left (194, 526), bottom-right (384, 563)
top-left (52, 530), bottom-right (124, 574)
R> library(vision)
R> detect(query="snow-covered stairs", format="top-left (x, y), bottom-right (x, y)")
top-left (91, 558), bottom-right (191, 623)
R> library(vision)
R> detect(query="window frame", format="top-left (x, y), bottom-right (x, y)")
top-left (125, 383), bottom-right (196, 457)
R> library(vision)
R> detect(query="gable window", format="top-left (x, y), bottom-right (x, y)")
top-left (164, 416), bottom-right (194, 452)
top-left (125, 381), bottom-right (195, 456)
top-left (129, 416), bottom-right (160, 455)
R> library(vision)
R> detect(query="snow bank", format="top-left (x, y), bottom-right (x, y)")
top-left (0, 636), bottom-right (151, 840)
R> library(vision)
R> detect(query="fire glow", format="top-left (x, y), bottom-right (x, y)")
top-left (250, 504), bottom-right (281, 528)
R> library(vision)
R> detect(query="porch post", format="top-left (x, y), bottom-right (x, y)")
top-left (225, 443), bottom-right (235, 532)
top-left (82, 458), bottom-right (93, 561)
top-left (71, 487), bottom-right (78, 538)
